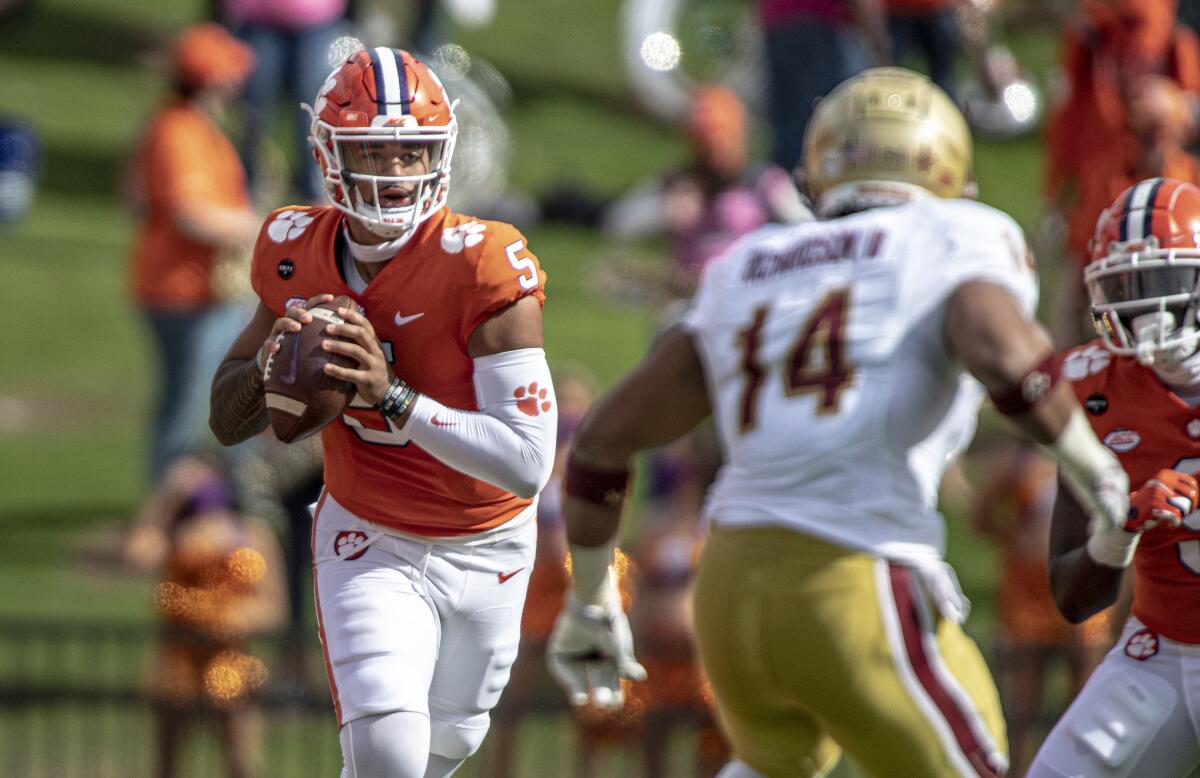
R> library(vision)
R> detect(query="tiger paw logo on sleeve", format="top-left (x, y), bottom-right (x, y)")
top-left (268, 210), bottom-right (315, 243)
top-left (514, 382), bottom-right (551, 416)
top-left (1062, 345), bottom-right (1112, 381)
top-left (440, 221), bottom-right (487, 253)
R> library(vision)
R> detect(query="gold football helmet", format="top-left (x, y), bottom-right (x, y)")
top-left (801, 67), bottom-right (973, 216)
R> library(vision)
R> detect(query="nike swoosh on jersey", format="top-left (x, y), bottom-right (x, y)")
top-left (431, 414), bottom-right (457, 427)
top-left (497, 567), bottom-right (526, 584)
top-left (394, 312), bottom-right (425, 326)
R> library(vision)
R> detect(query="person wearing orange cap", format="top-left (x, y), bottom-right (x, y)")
top-left (126, 23), bottom-right (262, 486)
top-left (602, 85), bottom-right (810, 302)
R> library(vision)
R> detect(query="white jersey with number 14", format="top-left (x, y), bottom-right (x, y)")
top-left (682, 197), bottom-right (1038, 559)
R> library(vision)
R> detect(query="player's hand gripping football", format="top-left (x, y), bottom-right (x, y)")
top-left (320, 305), bottom-right (395, 405)
top-left (256, 293), bottom-right (337, 372)
top-left (1126, 469), bottom-right (1198, 532)
top-left (547, 582), bottom-right (647, 711)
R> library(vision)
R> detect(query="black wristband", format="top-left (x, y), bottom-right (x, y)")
top-left (375, 377), bottom-right (417, 422)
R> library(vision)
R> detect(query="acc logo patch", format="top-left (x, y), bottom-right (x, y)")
top-left (268, 210), bottom-right (315, 243)
top-left (440, 221), bottom-right (486, 253)
top-left (285, 295), bottom-right (307, 310)
top-left (1085, 393), bottom-right (1108, 415)
top-left (1062, 345), bottom-right (1111, 381)
top-left (334, 531), bottom-right (371, 560)
top-left (1124, 628), bottom-right (1159, 661)
top-left (1103, 428), bottom-right (1141, 453)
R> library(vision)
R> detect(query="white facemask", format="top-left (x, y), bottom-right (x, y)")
top-left (1133, 311), bottom-right (1200, 386)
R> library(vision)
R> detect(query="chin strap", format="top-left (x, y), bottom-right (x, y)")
top-left (343, 225), bottom-right (415, 263)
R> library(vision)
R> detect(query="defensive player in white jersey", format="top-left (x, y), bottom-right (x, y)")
top-left (546, 68), bottom-right (1130, 778)
top-left (1026, 178), bottom-right (1200, 777)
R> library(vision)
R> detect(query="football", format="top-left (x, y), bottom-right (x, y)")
top-left (263, 294), bottom-right (359, 443)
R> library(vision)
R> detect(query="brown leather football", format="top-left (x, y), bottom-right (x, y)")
top-left (263, 294), bottom-right (358, 443)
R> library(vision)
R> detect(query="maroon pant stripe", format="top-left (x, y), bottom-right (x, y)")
top-left (888, 563), bottom-right (1002, 778)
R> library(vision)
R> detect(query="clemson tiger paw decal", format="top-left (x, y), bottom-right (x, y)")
top-left (514, 382), bottom-right (552, 416)
top-left (267, 209), bottom-right (314, 243)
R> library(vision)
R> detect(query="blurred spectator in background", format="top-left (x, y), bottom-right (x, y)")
top-left (597, 85), bottom-right (809, 308)
top-left (757, 0), bottom-right (889, 170)
top-left (218, 0), bottom-right (349, 203)
top-left (885, 0), bottom-right (960, 98)
top-left (971, 438), bottom-right (1113, 774)
top-left (125, 23), bottom-right (262, 486)
top-left (0, 116), bottom-right (38, 223)
top-left (124, 454), bottom-right (287, 778)
top-left (1043, 0), bottom-right (1200, 343)
top-left (625, 430), bottom-right (726, 778)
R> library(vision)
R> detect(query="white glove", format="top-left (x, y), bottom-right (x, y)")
top-left (547, 581), bottom-right (647, 710)
top-left (1046, 408), bottom-right (1131, 565)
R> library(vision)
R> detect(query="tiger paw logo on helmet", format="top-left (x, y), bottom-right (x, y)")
top-left (1062, 345), bottom-right (1111, 381)
top-left (441, 222), bottom-right (487, 253)
top-left (268, 210), bottom-right (315, 243)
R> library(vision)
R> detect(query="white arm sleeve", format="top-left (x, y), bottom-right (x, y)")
top-left (404, 348), bottom-right (557, 498)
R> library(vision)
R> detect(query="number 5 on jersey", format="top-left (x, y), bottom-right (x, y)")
top-left (737, 288), bottom-right (855, 433)
top-left (506, 240), bottom-right (538, 290)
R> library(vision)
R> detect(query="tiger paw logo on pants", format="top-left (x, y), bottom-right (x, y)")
top-left (334, 530), bottom-right (370, 560)
top-left (268, 210), bottom-right (315, 243)
top-left (1124, 628), bottom-right (1159, 661)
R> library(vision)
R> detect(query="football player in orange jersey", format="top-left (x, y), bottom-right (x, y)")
top-left (1028, 177), bottom-right (1200, 777)
top-left (208, 44), bottom-right (557, 778)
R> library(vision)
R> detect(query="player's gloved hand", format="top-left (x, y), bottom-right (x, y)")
top-left (1048, 409), bottom-right (1132, 566)
top-left (547, 587), bottom-right (646, 710)
top-left (547, 544), bottom-right (646, 712)
top-left (1126, 469), bottom-right (1198, 532)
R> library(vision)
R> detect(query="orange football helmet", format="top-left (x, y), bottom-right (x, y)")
top-left (1086, 177), bottom-right (1200, 367)
top-left (305, 46), bottom-right (457, 238)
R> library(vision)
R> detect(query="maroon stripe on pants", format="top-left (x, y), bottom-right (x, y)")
top-left (888, 564), bottom-right (1003, 777)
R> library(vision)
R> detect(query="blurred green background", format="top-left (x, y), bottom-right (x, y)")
top-left (0, 0), bottom-right (1067, 774)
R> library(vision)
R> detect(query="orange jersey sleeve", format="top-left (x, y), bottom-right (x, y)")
top-left (1063, 342), bottom-right (1200, 643)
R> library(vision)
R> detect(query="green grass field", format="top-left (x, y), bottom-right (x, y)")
top-left (0, 0), bottom-right (1080, 774)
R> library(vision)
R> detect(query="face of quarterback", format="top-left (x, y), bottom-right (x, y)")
top-left (338, 140), bottom-right (436, 243)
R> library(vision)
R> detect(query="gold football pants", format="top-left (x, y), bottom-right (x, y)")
top-left (693, 526), bottom-right (1007, 778)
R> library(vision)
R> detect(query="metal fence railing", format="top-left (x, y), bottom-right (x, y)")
top-left (0, 620), bottom-right (719, 778)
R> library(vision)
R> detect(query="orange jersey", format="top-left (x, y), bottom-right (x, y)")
top-left (251, 205), bottom-right (547, 536)
top-left (129, 99), bottom-right (251, 307)
top-left (1063, 342), bottom-right (1200, 643)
